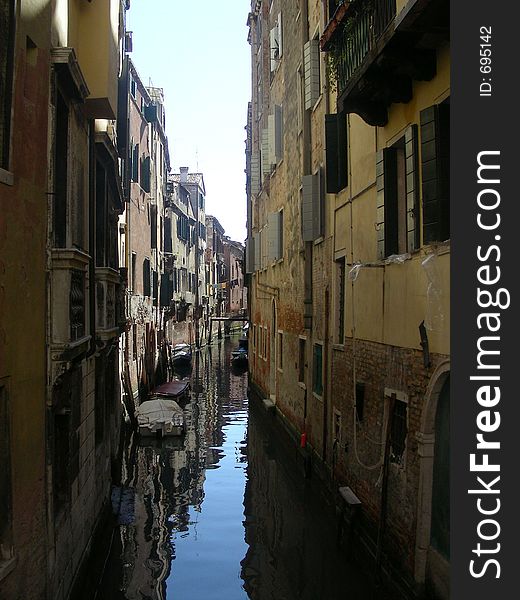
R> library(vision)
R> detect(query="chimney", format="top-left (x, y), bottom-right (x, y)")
top-left (179, 167), bottom-right (189, 183)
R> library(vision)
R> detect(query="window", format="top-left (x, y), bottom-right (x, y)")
top-left (325, 111), bottom-right (348, 193)
top-left (131, 252), bottom-right (137, 291)
top-left (302, 169), bottom-right (324, 241)
top-left (298, 338), bottom-right (306, 383)
top-left (277, 331), bottom-right (283, 370)
top-left (355, 382), bottom-right (365, 422)
top-left (143, 258), bottom-right (151, 296)
top-left (0, 382), bottom-right (13, 564)
top-left (269, 12), bottom-right (283, 72)
top-left (336, 257), bottom-right (345, 344)
top-left (313, 343), bottom-right (323, 396)
top-left (303, 38), bottom-right (320, 110)
top-left (131, 143), bottom-right (139, 182)
top-left (53, 90), bottom-right (69, 247)
top-left (376, 125), bottom-right (419, 259)
top-left (263, 326), bottom-right (268, 360)
top-left (0, 0), bottom-right (15, 172)
top-left (253, 325), bottom-right (257, 354)
top-left (389, 396), bottom-right (408, 465)
top-left (421, 101), bottom-right (450, 243)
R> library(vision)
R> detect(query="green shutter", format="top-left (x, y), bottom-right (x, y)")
top-left (421, 104), bottom-right (450, 244)
top-left (325, 115), bottom-right (339, 193)
top-left (325, 112), bottom-right (348, 194)
top-left (405, 124), bottom-right (419, 252)
top-left (376, 148), bottom-right (398, 259)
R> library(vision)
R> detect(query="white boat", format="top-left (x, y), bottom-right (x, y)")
top-left (136, 398), bottom-right (185, 437)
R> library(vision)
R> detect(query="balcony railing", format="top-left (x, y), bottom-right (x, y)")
top-left (328, 0), bottom-right (396, 97)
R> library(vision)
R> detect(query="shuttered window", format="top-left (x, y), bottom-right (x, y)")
top-left (143, 258), bottom-right (151, 296)
top-left (150, 204), bottom-right (157, 248)
top-left (267, 210), bottom-right (283, 261)
top-left (325, 112), bottom-right (348, 193)
top-left (131, 143), bottom-right (139, 182)
top-left (304, 39), bottom-right (320, 110)
top-left (302, 171), bottom-right (323, 241)
top-left (141, 155), bottom-right (151, 193)
top-left (376, 125), bottom-right (419, 259)
top-left (421, 103), bottom-right (450, 244)
top-left (268, 104), bottom-right (283, 166)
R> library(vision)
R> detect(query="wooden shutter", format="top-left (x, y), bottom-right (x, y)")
top-left (274, 104), bottom-right (283, 162)
top-left (131, 144), bottom-right (139, 182)
top-left (405, 124), bottom-right (419, 252)
top-left (254, 232), bottom-right (260, 271)
top-left (302, 174), bottom-right (322, 241)
top-left (246, 236), bottom-right (255, 273)
top-left (270, 27), bottom-right (278, 72)
top-left (250, 151), bottom-right (260, 196)
top-left (421, 104), bottom-right (450, 244)
top-left (261, 128), bottom-right (270, 178)
top-left (267, 113), bottom-right (276, 167)
top-left (150, 204), bottom-right (157, 248)
top-left (141, 155), bottom-right (151, 192)
top-left (277, 13), bottom-right (283, 58)
top-left (304, 40), bottom-right (320, 110)
top-left (325, 115), bottom-right (339, 193)
top-left (376, 149), bottom-right (398, 259)
top-left (325, 112), bottom-right (348, 194)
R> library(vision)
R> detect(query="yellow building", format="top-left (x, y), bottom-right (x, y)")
top-left (247, 1), bottom-right (449, 597)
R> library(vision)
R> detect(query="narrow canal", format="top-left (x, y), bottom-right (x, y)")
top-left (94, 336), bottom-right (396, 600)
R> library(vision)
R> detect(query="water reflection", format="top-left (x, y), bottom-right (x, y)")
top-left (99, 337), bottom-right (393, 600)
top-left (100, 338), bottom-right (248, 599)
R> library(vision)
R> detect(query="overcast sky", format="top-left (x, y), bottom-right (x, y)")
top-left (127, 0), bottom-right (251, 243)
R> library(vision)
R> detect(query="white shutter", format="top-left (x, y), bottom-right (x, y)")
top-left (268, 113), bottom-right (276, 167)
top-left (254, 232), bottom-right (261, 271)
top-left (302, 173), bottom-right (322, 241)
top-left (251, 151), bottom-right (260, 196)
top-left (274, 104), bottom-right (283, 162)
top-left (304, 40), bottom-right (320, 110)
top-left (246, 236), bottom-right (255, 273)
top-left (267, 212), bottom-right (281, 261)
top-left (277, 13), bottom-right (283, 59)
top-left (261, 128), bottom-right (270, 178)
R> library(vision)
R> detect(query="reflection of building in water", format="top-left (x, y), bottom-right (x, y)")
top-left (111, 339), bottom-right (248, 599)
top-left (241, 404), bottom-right (388, 600)
top-left (115, 395), bottom-right (205, 599)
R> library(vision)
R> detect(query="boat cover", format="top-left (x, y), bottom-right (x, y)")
top-left (136, 399), bottom-right (184, 427)
top-left (150, 380), bottom-right (190, 397)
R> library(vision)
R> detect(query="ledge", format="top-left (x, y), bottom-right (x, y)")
top-left (52, 248), bottom-right (91, 271)
top-left (51, 47), bottom-right (90, 102)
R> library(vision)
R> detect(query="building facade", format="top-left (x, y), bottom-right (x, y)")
top-left (1, 1), bottom-right (127, 599)
top-left (246, 0), bottom-right (450, 597)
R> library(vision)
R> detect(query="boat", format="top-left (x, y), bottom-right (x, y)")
top-left (231, 347), bottom-right (248, 369)
top-left (171, 343), bottom-right (192, 368)
top-left (136, 398), bottom-right (185, 437)
top-left (149, 379), bottom-right (191, 405)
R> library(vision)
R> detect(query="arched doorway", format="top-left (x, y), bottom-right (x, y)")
top-left (414, 361), bottom-right (450, 599)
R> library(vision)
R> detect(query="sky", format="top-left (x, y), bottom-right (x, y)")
top-left (127, 0), bottom-right (251, 243)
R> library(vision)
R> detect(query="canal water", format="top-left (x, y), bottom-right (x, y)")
top-left (95, 337), bottom-right (395, 600)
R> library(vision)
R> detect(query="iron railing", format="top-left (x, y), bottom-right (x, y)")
top-left (330, 0), bottom-right (396, 96)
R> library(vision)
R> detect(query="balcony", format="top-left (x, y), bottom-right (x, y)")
top-left (321, 0), bottom-right (449, 125)
top-left (96, 267), bottom-right (122, 342)
top-left (50, 249), bottom-right (91, 361)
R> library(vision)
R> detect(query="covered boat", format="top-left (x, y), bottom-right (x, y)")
top-left (171, 343), bottom-right (192, 368)
top-left (136, 398), bottom-right (185, 437)
top-left (150, 380), bottom-right (190, 404)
